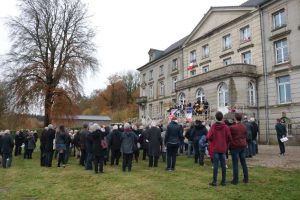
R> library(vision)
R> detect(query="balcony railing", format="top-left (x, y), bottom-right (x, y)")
top-left (176, 63), bottom-right (257, 91)
top-left (136, 96), bottom-right (147, 105)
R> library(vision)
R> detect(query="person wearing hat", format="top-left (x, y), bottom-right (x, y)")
top-left (165, 116), bottom-right (184, 171)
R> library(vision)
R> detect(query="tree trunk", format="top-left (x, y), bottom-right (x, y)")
top-left (44, 89), bottom-right (54, 127)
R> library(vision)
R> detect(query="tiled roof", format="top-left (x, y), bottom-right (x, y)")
top-left (240, 0), bottom-right (266, 7)
top-left (75, 115), bottom-right (111, 121)
top-left (163, 35), bottom-right (189, 54)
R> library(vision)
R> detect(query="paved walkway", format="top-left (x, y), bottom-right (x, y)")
top-left (246, 145), bottom-right (300, 169)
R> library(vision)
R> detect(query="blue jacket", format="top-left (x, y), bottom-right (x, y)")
top-left (165, 121), bottom-right (183, 145)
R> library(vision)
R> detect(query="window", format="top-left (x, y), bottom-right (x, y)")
top-left (190, 70), bottom-right (196, 76)
top-left (149, 70), bottom-right (153, 80)
top-left (149, 104), bottom-right (152, 118)
top-left (202, 66), bottom-right (209, 73)
top-left (275, 39), bottom-right (288, 64)
top-left (277, 76), bottom-right (291, 104)
top-left (159, 102), bottom-right (163, 116)
top-left (190, 50), bottom-right (197, 63)
top-left (149, 85), bottom-right (153, 98)
top-left (248, 82), bottom-right (256, 106)
top-left (160, 81), bottom-right (165, 96)
top-left (142, 88), bottom-right (146, 96)
top-left (179, 93), bottom-right (186, 105)
top-left (172, 76), bottom-right (177, 92)
top-left (240, 26), bottom-right (251, 42)
top-left (196, 88), bottom-right (205, 103)
top-left (202, 44), bottom-right (209, 58)
top-left (172, 59), bottom-right (178, 71)
top-left (218, 83), bottom-right (229, 107)
top-left (273, 9), bottom-right (286, 29)
top-left (223, 58), bottom-right (232, 66)
top-left (223, 34), bottom-right (231, 50)
top-left (242, 51), bottom-right (252, 64)
top-left (159, 65), bottom-right (164, 76)
top-left (142, 73), bottom-right (146, 82)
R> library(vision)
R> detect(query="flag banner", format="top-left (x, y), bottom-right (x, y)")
top-left (185, 106), bottom-right (193, 122)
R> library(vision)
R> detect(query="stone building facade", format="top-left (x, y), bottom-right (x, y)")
top-left (136, 0), bottom-right (300, 144)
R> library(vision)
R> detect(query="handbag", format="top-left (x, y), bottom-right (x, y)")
top-left (280, 136), bottom-right (288, 143)
top-left (100, 138), bottom-right (108, 149)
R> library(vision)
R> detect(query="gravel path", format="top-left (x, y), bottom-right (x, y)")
top-left (246, 145), bottom-right (300, 169)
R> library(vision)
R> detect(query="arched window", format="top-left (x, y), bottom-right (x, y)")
top-left (248, 82), bottom-right (256, 106)
top-left (196, 88), bottom-right (205, 103)
top-left (218, 83), bottom-right (229, 107)
top-left (178, 93), bottom-right (186, 105)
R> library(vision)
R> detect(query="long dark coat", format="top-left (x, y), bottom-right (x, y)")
top-left (147, 126), bottom-right (162, 157)
top-left (92, 130), bottom-right (106, 157)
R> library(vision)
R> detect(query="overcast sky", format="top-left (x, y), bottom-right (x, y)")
top-left (0, 0), bottom-right (246, 96)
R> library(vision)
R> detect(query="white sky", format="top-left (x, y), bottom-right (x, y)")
top-left (0, 0), bottom-right (246, 96)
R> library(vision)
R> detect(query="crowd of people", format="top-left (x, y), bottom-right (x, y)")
top-left (0, 111), bottom-right (288, 186)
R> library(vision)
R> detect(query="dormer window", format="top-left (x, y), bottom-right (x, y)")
top-left (149, 54), bottom-right (154, 62)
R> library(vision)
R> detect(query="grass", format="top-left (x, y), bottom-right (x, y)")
top-left (0, 152), bottom-right (300, 200)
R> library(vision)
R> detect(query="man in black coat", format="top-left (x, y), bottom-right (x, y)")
top-left (147, 122), bottom-right (162, 167)
top-left (79, 124), bottom-right (89, 166)
top-left (141, 126), bottom-right (150, 160)
top-left (108, 125), bottom-right (122, 166)
top-left (1, 130), bottom-right (14, 168)
top-left (14, 131), bottom-right (24, 156)
top-left (165, 117), bottom-right (183, 171)
top-left (45, 124), bottom-right (56, 167)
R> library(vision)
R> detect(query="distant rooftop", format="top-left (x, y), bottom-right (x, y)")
top-left (74, 115), bottom-right (111, 121)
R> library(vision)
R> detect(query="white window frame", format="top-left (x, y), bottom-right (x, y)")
top-left (160, 81), bottom-right (165, 96)
top-left (196, 88), bottom-right (205, 103)
top-left (172, 58), bottom-right (178, 71)
top-left (179, 93), bottom-right (186, 105)
top-left (190, 69), bottom-right (196, 76)
top-left (277, 76), bottom-right (291, 104)
top-left (190, 50), bottom-right (197, 63)
top-left (223, 58), bottom-right (232, 66)
top-left (248, 82), bottom-right (256, 106)
top-left (223, 34), bottom-right (231, 50)
top-left (159, 65), bottom-right (164, 76)
top-left (159, 101), bottom-right (163, 116)
top-left (202, 44), bottom-right (209, 58)
top-left (274, 39), bottom-right (288, 64)
top-left (240, 26), bottom-right (251, 43)
top-left (149, 70), bottom-right (153, 80)
top-left (142, 73), bottom-right (146, 82)
top-left (242, 51), bottom-right (252, 64)
top-left (149, 104), bottom-right (152, 118)
top-left (149, 85), bottom-right (153, 98)
top-left (272, 9), bottom-right (286, 29)
top-left (218, 83), bottom-right (229, 108)
top-left (172, 76), bottom-right (177, 92)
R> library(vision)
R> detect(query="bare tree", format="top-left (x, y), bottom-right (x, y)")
top-left (120, 70), bottom-right (140, 104)
top-left (2, 0), bottom-right (98, 126)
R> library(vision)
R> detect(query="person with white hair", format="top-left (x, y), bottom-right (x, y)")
top-left (91, 123), bottom-right (107, 173)
top-left (120, 123), bottom-right (138, 172)
top-left (249, 117), bottom-right (259, 156)
top-left (107, 125), bottom-right (122, 166)
top-left (147, 121), bottom-right (162, 167)
top-left (45, 124), bottom-right (56, 167)
top-left (1, 130), bottom-right (14, 168)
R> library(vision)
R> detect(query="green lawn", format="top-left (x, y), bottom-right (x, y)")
top-left (0, 152), bottom-right (299, 200)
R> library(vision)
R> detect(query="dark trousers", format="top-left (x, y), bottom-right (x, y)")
top-left (142, 148), bottom-right (148, 160)
top-left (122, 153), bottom-right (133, 172)
top-left (23, 148), bottom-right (28, 159)
top-left (45, 150), bottom-right (54, 167)
top-left (212, 153), bottom-right (226, 184)
top-left (134, 149), bottom-right (140, 163)
top-left (94, 155), bottom-right (104, 173)
top-left (27, 149), bottom-right (33, 159)
top-left (231, 148), bottom-right (248, 184)
top-left (14, 145), bottom-right (22, 156)
top-left (277, 138), bottom-right (285, 155)
top-left (58, 151), bottom-right (65, 167)
top-left (194, 143), bottom-right (200, 164)
top-left (166, 143), bottom-right (179, 170)
top-left (199, 150), bottom-right (205, 166)
top-left (80, 149), bottom-right (86, 166)
top-left (162, 152), bottom-right (166, 162)
top-left (64, 146), bottom-right (70, 164)
top-left (149, 155), bottom-right (159, 167)
top-left (2, 153), bottom-right (12, 168)
top-left (85, 152), bottom-right (93, 170)
top-left (40, 149), bottom-right (46, 167)
top-left (110, 149), bottom-right (121, 165)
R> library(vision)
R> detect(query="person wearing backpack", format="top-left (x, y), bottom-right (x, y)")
top-left (191, 120), bottom-right (208, 165)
